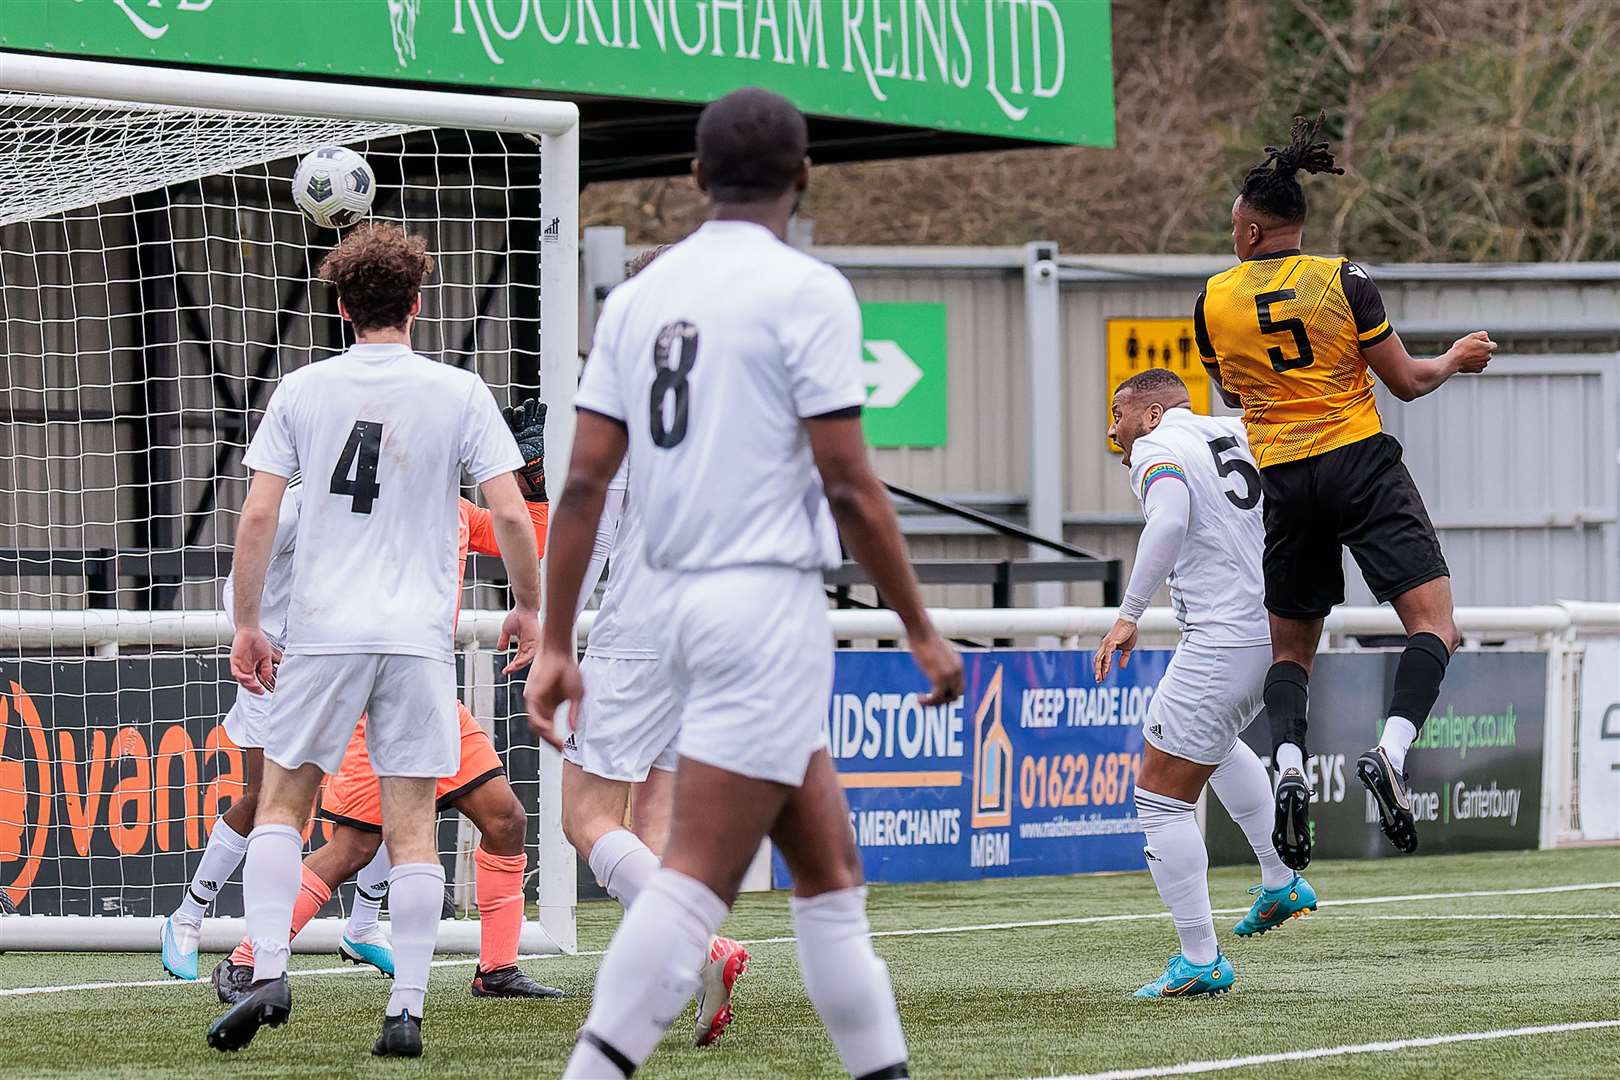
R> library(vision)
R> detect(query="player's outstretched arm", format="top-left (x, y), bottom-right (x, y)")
top-left (523, 410), bottom-right (628, 747)
top-left (806, 413), bottom-right (963, 706)
top-left (1363, 329), bottom-right (1496, 401)
top-left (1095, 472), bottom-right (1191, 683)
top-left (480, 471), bottom-right (543, 673)
top-left (230, 470), bottom-right (290, 694)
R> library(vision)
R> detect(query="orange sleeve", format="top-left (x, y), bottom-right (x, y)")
top-left (462, 498), bottom-right (498, 557)
top-left (528, 500), bottom-right (550, 553)
top-left (461, 497), bottom-right (548, 557)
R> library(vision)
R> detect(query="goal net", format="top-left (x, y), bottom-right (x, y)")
top-left (0, 59), bottom-right (578, 954)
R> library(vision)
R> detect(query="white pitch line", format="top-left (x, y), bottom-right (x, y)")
top-left (1328, 913), bottom-right (1617, 922)
top-left (1306, 880), bottom-right (1620, 908)
top-left (0, 950), bottom-right (608, 998)
top-left (1023, 1018), bottom-right (1620, 1080)
top-left (2, 880), bottom-right (1614, 999)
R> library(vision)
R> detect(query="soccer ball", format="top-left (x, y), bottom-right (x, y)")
top-left (291, 147), bottom-right (376, 229)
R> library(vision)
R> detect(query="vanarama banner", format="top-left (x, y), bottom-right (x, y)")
top-left (0, 658), bottom-right (245, 916)
top-left (778, 649), bottom-right (1165, 886)
top-left (0, 1), bottom-right (1114, 147)
top-left (0, 657), bottom-right (539, 917)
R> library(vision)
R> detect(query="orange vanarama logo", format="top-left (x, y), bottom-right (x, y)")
top-left (1, 676), bottom-right (254, 910)
top-left (1, 682), bottom-right (52, 908)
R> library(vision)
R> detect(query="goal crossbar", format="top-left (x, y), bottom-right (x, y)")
top-left (0, 52), bottom-right (579, 135)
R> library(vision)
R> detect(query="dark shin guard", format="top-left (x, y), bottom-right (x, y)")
top-left (1264, 661), bottom-right (1310, 758)
top-left (1386, 632), bottom-right (1450, 734)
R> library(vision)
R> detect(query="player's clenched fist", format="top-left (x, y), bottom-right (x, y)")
top-left (1450, 330), bottom-right (1496, 374)
top-left (524, 646), bottom-right (581, 750)
top-left (911, 631), bottom-right (963, 706)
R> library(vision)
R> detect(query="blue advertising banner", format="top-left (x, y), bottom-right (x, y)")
top-left (775, 649), bottom-right (1170, 887)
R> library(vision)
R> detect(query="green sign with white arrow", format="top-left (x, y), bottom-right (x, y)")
top-left (860, 302), bottom-right (946, 448)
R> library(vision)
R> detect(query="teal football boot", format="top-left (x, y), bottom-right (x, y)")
top-left (1134, 953), bottom-right (1236, 999)
top-left (339, 928), bottom-right (395, 976)
top-left (1233, 873), bottom-right (1318, 937)
top-left (160, 914), bottom-right (201, 981)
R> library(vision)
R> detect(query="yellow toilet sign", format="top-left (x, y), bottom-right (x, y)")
top-left (1105, 318), bottom-right (1214, 450)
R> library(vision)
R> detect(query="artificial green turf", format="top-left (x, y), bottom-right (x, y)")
top-left (1, 848), bottom-right (1616, 1078)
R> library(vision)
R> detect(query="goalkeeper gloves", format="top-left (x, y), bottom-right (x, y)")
top-left (503, 397), bottom-right (547, 503)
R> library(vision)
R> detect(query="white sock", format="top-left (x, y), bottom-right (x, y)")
top-left (1210, 741), bottom-right (1295, 890)
top-left (242, 824), bottom-right (303, 982)
top-left (1135, 788), bottom-right (1218, 966)
top-left (587, 828), bottom-right (660, 910)
top-left (1275, 741), bottom-right (1305, 775)
top-left (563, 869), bottom-right (726, 1078)
top-left (792, 887), bottom-right (909, 1078)
top-left (1379, 715), bottom-right (1418, 773)
top-left (385, 863), bottom-right (444, 1017)
top-left (347, 843), bottom-right (392, 937)
top-left (174, 816), bottom-right (250, 924)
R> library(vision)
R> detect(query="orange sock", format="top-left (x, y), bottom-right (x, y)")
top-left (475, 845), bottom-right (528, 972)
top-left (228, 865), bottom-right (333, 968)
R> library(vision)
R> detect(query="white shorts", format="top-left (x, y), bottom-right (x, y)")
top-left (259, 652), bottom-right (459, 778)
top-left (563, 654), bottom-right (680, 782)
top-left (1144, 640), bottom-right (1271, 766)
top-left (663, 566), bottom-right (832, 788)
top-left (221, 686), bottom-right (272, 750)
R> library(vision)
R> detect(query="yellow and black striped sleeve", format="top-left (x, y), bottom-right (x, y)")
top-left (1340, 262), bottom-right (1393, 347)
top-left (1193, 291), bottom-right (1216, 361)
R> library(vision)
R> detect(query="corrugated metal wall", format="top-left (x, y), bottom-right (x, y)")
top-left (6, 224), bottom-right (1618, 610)
top-left (827, 249), bottom-right (1620, 606)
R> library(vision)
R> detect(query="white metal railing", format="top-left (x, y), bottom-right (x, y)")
top-left (4, 603), bottom-right (1614, 650)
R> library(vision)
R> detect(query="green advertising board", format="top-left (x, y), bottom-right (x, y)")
top-left (1208, 651), bottom-right (1546, 863)
top-left (0, 1), bottom-right (1114, 147)
top-left (860, 301), bottom-right (946, 447)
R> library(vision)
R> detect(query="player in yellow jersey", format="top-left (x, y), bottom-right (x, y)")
top-left (1195, 115), bottom-right (1496, 868)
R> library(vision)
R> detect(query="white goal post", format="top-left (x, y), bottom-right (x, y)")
top-left (0, 55), bottom-right (579, 954)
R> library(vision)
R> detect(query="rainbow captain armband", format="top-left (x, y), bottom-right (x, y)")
top-left (1140, 461), bottom-right (1187, 499)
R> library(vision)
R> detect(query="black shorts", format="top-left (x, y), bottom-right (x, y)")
top-left (1258, 433), bottom-right (1449, 620)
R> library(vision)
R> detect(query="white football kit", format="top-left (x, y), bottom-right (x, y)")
top-left (241, 342), bottom-right (522, 776)
top-left (574, 220), bottom-right (864, 787)
top-left (220, 480), bottom-right (303, 750)
top-left (564, 460), bottom-right (681, 781)
top-left (1124, 407), bottom-right (1271, 765)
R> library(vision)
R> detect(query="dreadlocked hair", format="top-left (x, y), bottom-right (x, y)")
top-left (1238, 111), bottom-right (1344, 224)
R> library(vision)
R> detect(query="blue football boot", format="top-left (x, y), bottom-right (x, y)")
top-left (1233, 873), bottom-right (1319, 937)
top-left (161, 914), bottom-right (201, 981)
top-left (339, 926), bottom-right (395, 977)
top-left (1134, 953), bottom-right (1236, 999)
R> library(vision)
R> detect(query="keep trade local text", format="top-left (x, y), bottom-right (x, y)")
top-left (1020, 686), bottom-right (1153, 729)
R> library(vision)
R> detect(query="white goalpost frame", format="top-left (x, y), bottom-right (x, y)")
top-left (0, 54), bottom-right (580, 955)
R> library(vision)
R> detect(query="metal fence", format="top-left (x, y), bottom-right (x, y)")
top-left (678, 242), bottom-right (1618, 608)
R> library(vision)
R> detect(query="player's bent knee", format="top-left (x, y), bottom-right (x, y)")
top-left (329, 825), bottom-right (382, 862)
top-left (221, 789), bottom-right (260, 831)
top-left (561, 805), bottom-right (618, 856)
top-left (791, 838), bottom-right (865, 898)
top-left (481, 799), bottom-right (528, 855)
